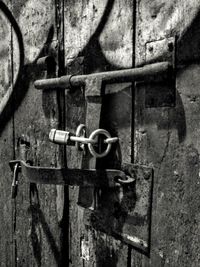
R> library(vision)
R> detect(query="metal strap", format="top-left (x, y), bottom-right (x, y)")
top-left (79, 78), bottom-right (103, 209)
top-left (9, 160), bottom-right (134, 188)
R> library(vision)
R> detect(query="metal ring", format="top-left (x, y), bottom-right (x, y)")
top-left (116, 176), bottom-right (135, 185)
top-left (88, 129), bottom-right (112, 158)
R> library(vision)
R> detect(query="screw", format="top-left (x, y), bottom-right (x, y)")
top-left (144, 170), bottom-right (151, 180)
top-left (168, 42), bottom-right (174, 52)
top-left (148, 46), bottom-right (153, 52)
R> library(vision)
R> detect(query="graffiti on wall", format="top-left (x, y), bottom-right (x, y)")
top-left (0, 0), bottom-right (55, 134)
top-left (0, 0), bottom-right (24, 128)
top-left (0, 0), bottom-right (200, 135)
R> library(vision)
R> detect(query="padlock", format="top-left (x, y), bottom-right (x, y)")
top-left (49, 126), bottom-right (119, 158)
top-left (49, 129), bottom-right (96, 145)
top-left (49, 129), bottom-right (71, 145)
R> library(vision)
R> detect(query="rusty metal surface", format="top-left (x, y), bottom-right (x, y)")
top-left (83, 164), bottom-right (153, 252)
top-left (145, 37), bottom-right (176, 108)
top-left (9, 160), bottom-right (132, 188)
top-left (34, 61), bottom-right (172, 90)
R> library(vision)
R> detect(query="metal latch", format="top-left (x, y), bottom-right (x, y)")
top-left (9, 160), bottom-right (153, 252)
top-left (34, 61), bottom-right (172, 92)
top-left (32, 54), bottom-right (160, 252)
top-left (9, 160), bottom-right (135, 189)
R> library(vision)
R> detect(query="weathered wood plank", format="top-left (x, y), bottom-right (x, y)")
top-left (64, 0), bottom-right (134, 266)
top-left (134, 1), bottom-right (200, 266)
top-left (65, 58), bottom-right (86, 267)
top-left (0, 1), bottom-right (14, 266)
top-left (11, 1), bottom-right (65, 266)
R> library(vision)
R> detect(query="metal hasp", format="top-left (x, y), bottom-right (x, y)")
top-left (9, 160), bottom-right (135, 188)
top-left (34, 61), bottom-right (172, 91)
top-left (84, 163), bottom-right (153, 253)
top-left (9, 160), bottom-right (153, 252)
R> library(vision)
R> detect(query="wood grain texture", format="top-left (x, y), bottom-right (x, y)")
top-left (10, 1), bottom-right (65, 266)
top-left (64, 1), bottom-right (134, 266)
top-left (134, 0), bottom-right (200, 266)
top-left (2, 1), bottom-right (200, 266)
top-left (0, 1), bottom-right (14, 266)
top-left (65, 58), bottom-right (86, 267)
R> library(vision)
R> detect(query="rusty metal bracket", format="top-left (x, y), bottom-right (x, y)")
top-left (144, 37), bottom-right (176, 107)
top-left (145, 37), bottom-right (176, 66)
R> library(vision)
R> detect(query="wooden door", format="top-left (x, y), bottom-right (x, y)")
top-left (1, 1), bottom-right (200, 267)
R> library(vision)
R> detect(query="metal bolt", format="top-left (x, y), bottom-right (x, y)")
top-left (148, 46), bottom-right (153, 52)
top-left (168, 42), bottom-right (174, 52)
top-left (144, 170), bottom-right (151, 180)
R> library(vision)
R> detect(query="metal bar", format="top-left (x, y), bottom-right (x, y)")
top-left (36, 56), bottom-right (56, 70)
top-left (70, 135), bottom-right (96, 144)
top-left (34, 61), bottom-right (172, 90)
top-left (84, 209), bottom-right (149, 251)
top-left (9, 160), bottom-right (128, 188)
